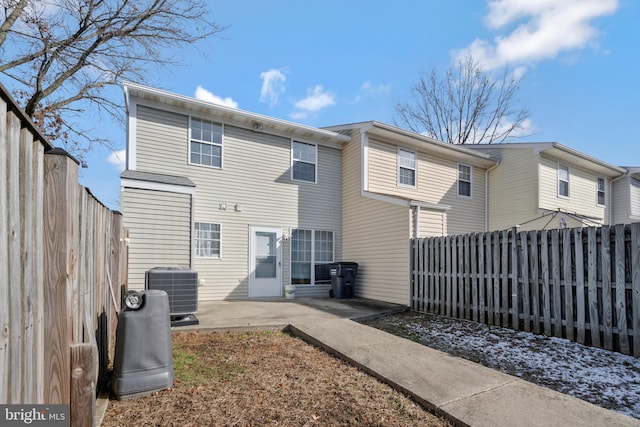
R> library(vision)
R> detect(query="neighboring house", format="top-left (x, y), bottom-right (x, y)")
top-left (467, 143), bottom-right (626, 232)
top-left (324, 122), bottom-right (497, 304)
top-left (121, 82), bottom-right (350, 300)
top-left (611, 167), bottom-right (640, 224)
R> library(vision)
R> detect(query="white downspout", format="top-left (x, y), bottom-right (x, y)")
top-left (414, 205), bottom-right (421, 238)
top-left (484, 161), bottom-right (501, 232)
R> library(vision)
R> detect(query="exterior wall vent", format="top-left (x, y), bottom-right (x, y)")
top-left (145, 267), bottom-right (198, 317)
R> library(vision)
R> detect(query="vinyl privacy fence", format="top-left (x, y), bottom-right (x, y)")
top-left (0, 84), bottom-right (127, 425)
top-left (410, 224), bottom-right (640, 357)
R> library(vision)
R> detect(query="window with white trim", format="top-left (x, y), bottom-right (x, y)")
top-left (458, 164), bottom-right (472, 197)
top-left (190, 117), bottom-right (223, 167)
top-left (291, 229), bottom-right (334, 285)
top-left (597, 177), bottom-right (606, 206)
top-left (194, 222), bottom-right (221, 258)
top-left (558, 163), bottom-right (570, 198)
top-left (398, 148), bottom-right (416, 187)
top-left (292, 141), bottom-right (317, 183)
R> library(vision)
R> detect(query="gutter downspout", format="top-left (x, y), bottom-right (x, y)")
top-left (414, 205), bottom-right (420, 238)
top-left (484, 161), bottom-right (501, 232)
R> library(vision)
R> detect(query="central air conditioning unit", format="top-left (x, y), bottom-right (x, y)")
top-left (145, 267), bottom-right (199, 326)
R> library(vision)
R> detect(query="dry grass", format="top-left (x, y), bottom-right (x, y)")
top-left (102, 330), bottom-right (450, 427)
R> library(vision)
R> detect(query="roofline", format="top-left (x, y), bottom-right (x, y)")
top-left (326, 121), bottom-right (497, 168)
top-left (123, 81), bottom-right (350, 144)
top-left (470, 142), bottom-right (627, 175)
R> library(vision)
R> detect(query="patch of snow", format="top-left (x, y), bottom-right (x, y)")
top-left (365, 313), bottom-right (640, 419)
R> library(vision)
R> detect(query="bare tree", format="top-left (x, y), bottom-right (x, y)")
top-left (0, 0), bottom-right (225, 161)
top-left (395, 54), bottom-right (530, 144)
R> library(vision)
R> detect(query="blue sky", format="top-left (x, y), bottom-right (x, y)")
top-left (81, 0), bottom-right (639, 210)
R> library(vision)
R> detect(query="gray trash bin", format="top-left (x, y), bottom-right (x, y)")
top-left (329, 262), bottom-right (358, 299)
top-left (112, 289), bottom-right (174, 400)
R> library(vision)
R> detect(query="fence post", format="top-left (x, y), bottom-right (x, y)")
top-left (614, 224), bottom-right (629, 354)
top-left (632, 223), bottom-right (640, 357)
top-left (601, 226), bottom-right (613, 351)
top-left (587, 227), bottom-right (601, 347)
top-left (70, 343), bottom-right (96, 427)
top-left (43, 150), bottom-right (79, 404)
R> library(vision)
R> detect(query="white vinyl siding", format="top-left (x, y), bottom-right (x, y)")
top-left (397, 147), bottom-right (416, 187)
top-left (121, 187), bottom-right (192, 288)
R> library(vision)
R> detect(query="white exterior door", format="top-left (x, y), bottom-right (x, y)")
top-left (249, 226), bottom-right (282, 298)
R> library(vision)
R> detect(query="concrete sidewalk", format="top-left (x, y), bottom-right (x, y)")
top-left (181, 298), bottom-right (640, 427)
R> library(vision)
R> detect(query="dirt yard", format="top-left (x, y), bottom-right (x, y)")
top-left (102, 329), bottom-right (451, 426)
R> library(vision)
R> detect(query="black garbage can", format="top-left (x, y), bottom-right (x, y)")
top-left (329, 262), bottom-right (358, 299)
top-left (112, 289), bottom-right (174, 400)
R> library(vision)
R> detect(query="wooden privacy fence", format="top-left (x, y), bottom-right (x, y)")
top-left (410, 224), bottom-right (640, 357)
top-left (0, 84), bottom-right (127, 424)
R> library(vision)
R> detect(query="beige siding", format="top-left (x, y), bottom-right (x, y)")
top-left (132, 105), bottom-right (341, 301)
top-left (367, 137), bottom-right (485, 235)
top-left (612, 176), bottom-right (631, 224)
top-left (483, 148), bottom-right (539, 231)
top-left (121, 187), bottom-right (192, 288)
top-left (342, 133), bottom-right (410, 305)
top-left (538, 155), bottom-right (607, 225)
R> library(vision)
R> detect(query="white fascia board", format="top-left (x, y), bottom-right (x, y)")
top-left (121, 178), bottom-right (196, 195)
top-left (122, 81), bottom-right (350, 147)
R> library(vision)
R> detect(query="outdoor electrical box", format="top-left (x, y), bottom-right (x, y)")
top-left (112, 289), bottom-right (174, 400)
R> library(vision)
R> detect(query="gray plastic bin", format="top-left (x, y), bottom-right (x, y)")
top-left (112, 289), bottom-right (174, 400)
top-left (329, 262), bottom-right (358, 299)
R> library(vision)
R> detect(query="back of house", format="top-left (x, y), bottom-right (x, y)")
top-left (121, 82), bottom-right (349, 301)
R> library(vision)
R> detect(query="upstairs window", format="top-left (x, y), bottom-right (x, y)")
top-left (190, 118), bottom-right (223, 168)
top-left (458, 164), bottom-right (472, 197)
top-left (597, 177), bottom-right (606, 206)
top-left (292, 141), bottom-right (317, 183)
top-left (558, 164), bottom-right (570, 198)
top-left (398, 148), bottom-right (416, 187)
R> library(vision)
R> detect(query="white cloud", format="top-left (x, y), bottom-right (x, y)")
top-left (294, 85), bottom-right (335, 112)
top-left (194, 85), bottom-right (238, 108)
top-left (260, 68), bottom-right (287, 106)
top-left (289, 111), bottom-right (308, 120)
top-left (107, 149), bottom-right (126, 172)
top-left (361, 81), bottom-right (391, 96)
top-left (456, 0), bottom-right (618, 70)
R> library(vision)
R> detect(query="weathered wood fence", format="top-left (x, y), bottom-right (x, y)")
top-left (411, 224), bottom-right (640, 357)
top-left (0, 84), bottom-right (127, 423)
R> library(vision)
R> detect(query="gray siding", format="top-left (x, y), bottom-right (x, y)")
top-left (132, 105), bottom-right (342, 300)
top-left (121, 187), bottom-right (192, 288)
